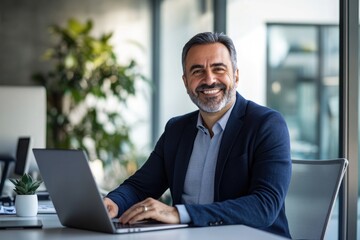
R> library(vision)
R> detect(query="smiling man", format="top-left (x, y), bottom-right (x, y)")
top-left (104, 32), bottom-right (292, 238)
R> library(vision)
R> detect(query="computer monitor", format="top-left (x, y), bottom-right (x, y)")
top-left (0, 86), bottom-right (46, 174)
top-left (14, 137), bottom-right (32, 176)
top-left (0, 137), bottom-right (32, 196)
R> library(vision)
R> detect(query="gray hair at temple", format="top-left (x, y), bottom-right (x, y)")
top-left (181, 32), bottom-right (238, 75)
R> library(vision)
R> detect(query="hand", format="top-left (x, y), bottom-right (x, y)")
top-left (103, 197), bottom-right (119, 218)
top-left (119, 197), bottom-right (180, 224)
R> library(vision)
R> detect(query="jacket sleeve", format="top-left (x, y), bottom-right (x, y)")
top-left (106, 132), bottom-right (169, 217)
top-left (105, 113), bottom-right (194, 217)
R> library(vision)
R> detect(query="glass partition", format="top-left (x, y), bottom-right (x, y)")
top-left (158, 0), bottom-right (213, 138)
top-left (267, 24), bottom-right (339, 160)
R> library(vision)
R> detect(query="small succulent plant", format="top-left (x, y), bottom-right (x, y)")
top-left (9, 174), bottom-right (43, 195)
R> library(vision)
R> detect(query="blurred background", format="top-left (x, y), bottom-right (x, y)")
top-left (0, 0), bottom-right (356, 239)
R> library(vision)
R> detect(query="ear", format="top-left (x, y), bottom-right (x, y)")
top-left (234, 69), bottom-right (239, 87)
top-left (182, 75), bottom-right (188, 88)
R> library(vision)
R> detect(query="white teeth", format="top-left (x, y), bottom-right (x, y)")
top-left (203, 89), bottom-right (220, 94)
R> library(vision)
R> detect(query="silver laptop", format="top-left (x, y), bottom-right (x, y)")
top-left (33, 149), bottom-right (188, 234)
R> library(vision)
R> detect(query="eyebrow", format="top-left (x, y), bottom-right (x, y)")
top-left (189, 63), bottom-right (228, 72)
top-left (189, 64), bottom-right (203, 72)
top-left (211, 63), bottom-right (227, 68)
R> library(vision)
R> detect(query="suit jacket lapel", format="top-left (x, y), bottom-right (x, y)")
top-left (214, 93), bottom-right (247, 200)
top-left (172, 114), bottom-right (198, 204)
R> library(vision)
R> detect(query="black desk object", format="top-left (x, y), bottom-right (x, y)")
top-left (0, 155), bottom-right (15, 196)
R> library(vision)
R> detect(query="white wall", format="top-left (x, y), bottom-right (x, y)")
top-left (159, 0), bottom-right (213, 137)
top-left (0, 86), bottom-right (46, 171)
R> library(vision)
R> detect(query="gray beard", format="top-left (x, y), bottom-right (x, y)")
top-left (188, 84), bottom-right (236, 113)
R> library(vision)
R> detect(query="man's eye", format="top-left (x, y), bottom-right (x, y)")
top-left (214, 68), bottom-right (225, 73)
top-left (192, 69), bottom-right (203, 75)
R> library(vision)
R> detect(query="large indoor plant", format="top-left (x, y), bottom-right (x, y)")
top-left (32, 19), bottom-right (147, 188)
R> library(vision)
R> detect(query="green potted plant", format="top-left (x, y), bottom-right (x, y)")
top-left (10, 174), bottom-right (43, 217)
top-left (32, 18), bottom-right (147, 189)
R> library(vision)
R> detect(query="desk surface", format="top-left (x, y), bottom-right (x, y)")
top-left (0, 213), bottom-right (288, 240)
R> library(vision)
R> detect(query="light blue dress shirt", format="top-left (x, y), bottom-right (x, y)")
top-left (176, 103), bottom-right (235, 223)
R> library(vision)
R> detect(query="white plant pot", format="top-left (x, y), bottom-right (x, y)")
top-left (15, 195), bottom-right (38, 217)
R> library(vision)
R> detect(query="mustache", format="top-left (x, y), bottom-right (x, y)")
top-left (196, 83), bottom-right (226, 92)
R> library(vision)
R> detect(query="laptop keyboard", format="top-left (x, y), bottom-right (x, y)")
top-left (112, 220), bottom-right (162, 229)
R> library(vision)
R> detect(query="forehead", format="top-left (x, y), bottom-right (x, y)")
top-left (185, 43), bottom-right (231, 68)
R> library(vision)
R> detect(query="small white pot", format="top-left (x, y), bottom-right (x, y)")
top-left (15, 195), bottom-right (38, 217)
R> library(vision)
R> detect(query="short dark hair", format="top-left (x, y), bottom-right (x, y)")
top-left (181, 32), bottom-right (238, 74)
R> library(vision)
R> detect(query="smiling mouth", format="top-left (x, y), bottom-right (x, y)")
top-left (202, 88), bottom-right (222, 95)
top-left (196, 83), bottom-right (225, 96)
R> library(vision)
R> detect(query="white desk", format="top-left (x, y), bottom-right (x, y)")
top-left (0, 214), bottom-right (289, 240)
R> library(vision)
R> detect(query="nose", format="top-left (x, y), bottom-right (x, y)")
top-left (204, 69), bottom-right (216, 85)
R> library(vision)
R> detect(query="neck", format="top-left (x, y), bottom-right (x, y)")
top-left (200, 99), bottom-right (235, 136)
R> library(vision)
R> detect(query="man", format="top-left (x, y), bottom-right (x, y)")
top-left (104, 32), bottom-right (292, 238)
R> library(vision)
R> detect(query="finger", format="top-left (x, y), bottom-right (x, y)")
top-left (103, 198), bottom-right (118, 218)
top-left (120, 203), bottom-right (150, 224)
top-left (127, 207), bottom-right (154, 224)
top-left (120, 198), bottom-right (156, 223)
top-left (120, 198), bottom-right (180, 224)
top-left (107, 206), bottom-right (117, 218)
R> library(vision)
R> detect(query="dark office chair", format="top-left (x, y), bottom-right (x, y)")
top-left (0, 137), bottom-right (31, 197)
top-left (285, 158), bottom-right (348, 240)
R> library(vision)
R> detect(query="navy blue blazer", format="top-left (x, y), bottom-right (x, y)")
top-left (107, 92), bottom-right (292, 238)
